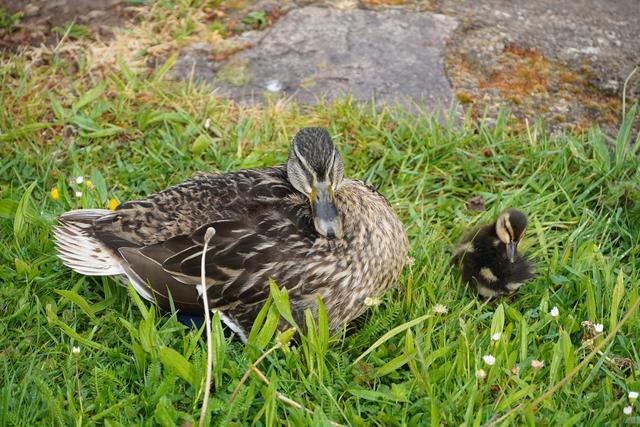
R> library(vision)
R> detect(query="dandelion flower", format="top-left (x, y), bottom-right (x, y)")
top-left (531, 359), bottom-right (544, 369)
top-left (72, 346), bottom-right (80, 355)
top-left (623, 406), bottom-right (632, 415)
top-left (550, 306), bottom-right (559, 318)
top-left (475, 369), bottom-right (487, 379)
top-left (491, 333), bottom-right (501, 341)
top-left (629, 391), bottom-right (639, 401)
top-left (75, 191), bottom-right (82, 198)
top-left (594, 323), bottom-right (604, 333)
top-left (50, 188), bottom-right (60, 200)
top-left (108, 198), bottom-right (119, 211)
top-left (76, 176), bottom-right (84, 184)
top-left (482, 355), bottom-right (496, 366)
top-left (85, 179), bottom-right (94, 189)
top-left (433, 304), bottom-right (448, 315)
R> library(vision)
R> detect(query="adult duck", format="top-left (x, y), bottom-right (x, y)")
top-left (55, 127), bottom-right (408, 341)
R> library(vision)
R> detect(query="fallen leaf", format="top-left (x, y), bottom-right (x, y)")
top-left (466, 195), bottom-right (485, 211)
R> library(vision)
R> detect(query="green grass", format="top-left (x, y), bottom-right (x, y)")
top-left (1, 48), bottom-right (640, 427)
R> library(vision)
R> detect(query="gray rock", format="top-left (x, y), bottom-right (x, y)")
top-left (436, 0), bottom-right (640, 98)
top-left (173, 7), bottom-right (458, 114)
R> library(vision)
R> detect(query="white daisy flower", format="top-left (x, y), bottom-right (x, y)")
top-left (594, 323), bottom-right (604, 333)
top-left (75, 191), bottom-right (82, 198)
top-left (550, 306), bottom-right (559, 318)
top-left (475, 369), bottom-right (487, 379)
top-left (204, 118), bottom-right (211, 129)
top-left (623, 406), bottom-right (632, 415)
top-left (491, 332), bottom-right (501, 341)
top-left (482, 355), bottom-right (496, 366)
top-left (72, 346), bottom-right (80, 355)
top-left (433, 304), bottom-right (448, 315)
top-left (629, 391), bottom-right (638, 401)
top-left (76, 176), bottom-right (84, 184)
top-left (531, 359), bottom-right (544, 369)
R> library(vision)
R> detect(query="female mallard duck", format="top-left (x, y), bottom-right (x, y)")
top-left (452, 209), bottom-right (533, 298)
top-left (55, 127), bottom-right (408, 341)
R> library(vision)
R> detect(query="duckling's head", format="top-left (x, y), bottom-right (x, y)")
top-left (495, 209), bottom-right (528, 263)
top-left (287, 127), bottom-right (345, 239)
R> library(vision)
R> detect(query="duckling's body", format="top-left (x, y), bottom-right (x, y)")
top-left (453, 209), bottom-right (533, 298)
top-left (55, 128), bottom-right (408, 341)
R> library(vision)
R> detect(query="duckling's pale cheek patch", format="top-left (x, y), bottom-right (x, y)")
top-left (505, 219), bottom-right (515, 240)
top-left (496, 226), bottom-right (511, 245)
top-left (480, 267), bottom-right (499, 282)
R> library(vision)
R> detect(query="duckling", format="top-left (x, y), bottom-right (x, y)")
top-left (452, 209), bottom-right (534, 298)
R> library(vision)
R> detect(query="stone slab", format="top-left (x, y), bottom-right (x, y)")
top-left (173, 6), bottom-right (458, 114)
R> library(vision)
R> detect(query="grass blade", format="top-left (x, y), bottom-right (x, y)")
top-left (354, 314), bottom-right (429, 365)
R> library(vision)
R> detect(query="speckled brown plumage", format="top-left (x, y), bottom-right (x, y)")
top-left (55, 128), bottom-right (408, 341)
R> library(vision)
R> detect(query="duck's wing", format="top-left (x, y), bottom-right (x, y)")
top-left (116, 211), bottom-right (316, 315)
top-left (92, 167), bottom-right (293, 247)
top-left (452, 226), bottom-right (481, 263)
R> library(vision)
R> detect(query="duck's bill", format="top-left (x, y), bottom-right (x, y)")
top-left (506, 241), bottom-right (517, 263)
top-left (311, 185), bottom-right (343, 239)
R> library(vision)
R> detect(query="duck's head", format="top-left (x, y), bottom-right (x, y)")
top-left (495, 209), bottom-right (528, 263)
top-left (287, 127), bottom-right (345, 239)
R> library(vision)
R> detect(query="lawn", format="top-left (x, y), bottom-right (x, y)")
top-left (1, 48), bottom-right (640, 426)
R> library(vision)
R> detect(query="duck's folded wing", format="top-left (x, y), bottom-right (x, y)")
top-left (118, 244), bottom-right (203, 313)
top-left (118, 216), bottom-right (302, 314)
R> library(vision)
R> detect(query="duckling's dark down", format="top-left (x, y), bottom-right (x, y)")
top-left (54, 127), bottom-right (408, 342)
top-left (452, 209), bottom-right (534, 298)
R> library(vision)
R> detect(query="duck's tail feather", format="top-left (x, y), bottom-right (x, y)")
top-left (54, 209), bottom-right (126, 276)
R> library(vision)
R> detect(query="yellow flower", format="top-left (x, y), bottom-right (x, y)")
top-left (85, 179), bottom-right (94, 189)
top-left (108, 198), bottom-right (120, 210)
top-left (50, 188), bottom-right (60, 200)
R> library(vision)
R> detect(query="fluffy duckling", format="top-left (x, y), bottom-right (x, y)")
top-left (452, 209), bottom-right (534, 298)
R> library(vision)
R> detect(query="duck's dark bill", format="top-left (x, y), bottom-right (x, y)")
top-left (311, 186), bottom-right (343, 239)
